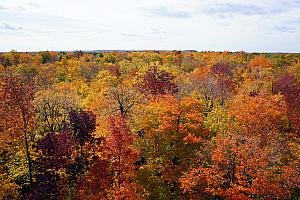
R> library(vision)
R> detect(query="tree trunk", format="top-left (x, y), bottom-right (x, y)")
top-left (231, 154), bottom-right (236, 183)
top-left (24, 130), bottom-right (33, 189)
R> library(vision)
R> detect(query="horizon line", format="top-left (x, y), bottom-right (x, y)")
top-left (1, 49), bottom-right (300, 54)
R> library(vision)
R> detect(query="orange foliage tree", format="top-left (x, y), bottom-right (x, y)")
top-left (181, 94), bottom-right (300, 199)
top-left (134, 95), bottom-right (208, 199)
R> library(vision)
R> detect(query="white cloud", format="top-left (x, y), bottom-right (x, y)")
top-left (2, 22), bottom-right (22, 30)
top-left (0, 0), bottom-right (299, 52)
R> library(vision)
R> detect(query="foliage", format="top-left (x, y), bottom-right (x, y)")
top-left (0, 51), bottom-right (299, 199)
top-left (137, 66), bottom-right (178, 96)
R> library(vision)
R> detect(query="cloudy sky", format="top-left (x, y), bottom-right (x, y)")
top-left (0, 0), bottom-right (300, 52)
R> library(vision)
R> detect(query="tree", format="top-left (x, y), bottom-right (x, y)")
top-left (105, 83), bottom-right (141, 118)
top-left (39, 51), bottom-right (57, 64)
top-left (137, 66), bottom-right (178, 96)
top-left (69, 109), bottom-right (96, 158)
top-left (0, 73), bottom-right (35, 190)
top-left (189, 66), bottom-right (216, 111)
top-left (26, 131), bottom-right (73, 200)
top-left (33, 85), bottom-right (81, 133)
top-left (249, 55), bottom-right (273, 69)
top-left (210, 62), bottom-right (234, 105)
top-left (76, 158), bottom-right (112, 200)
top-left (106, 115), bottom-right (139, 199)
top-left (67, 109), bottom-right (97, 199)
top-left (274, 75), bottom-right (300, 133)
top-left (134, 96), bottom-right (207, 199)
top-left (181, 94), bottom-right (300, 199)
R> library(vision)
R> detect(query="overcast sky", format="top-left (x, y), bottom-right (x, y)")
top-left (0, 0), bottom-right (300, 52)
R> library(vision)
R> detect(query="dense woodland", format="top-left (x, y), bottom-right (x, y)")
top-left (0, 50), bottom-right (299, 199)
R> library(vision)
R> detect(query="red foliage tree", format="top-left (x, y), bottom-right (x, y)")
top-left (0, 73), bottom-right (35, 188)
top-left (274, 75), bottom-right (300, 133)
top-left (210, 62), bottom-right (234, 105)
top-left (106, 115), bottom-right (139, 199)
top-left (138, 66), bottom-right (178, 96)
top-left (69, 109), bottom-right (96, 158)
top-left (77, 159), bottom-right (112, 200)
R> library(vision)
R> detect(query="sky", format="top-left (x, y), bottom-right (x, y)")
top-left (0, 0), bottom-right (300, 52)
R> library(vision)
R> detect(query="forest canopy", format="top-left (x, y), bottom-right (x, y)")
top-left (0, 50), bottom-right (299, 199)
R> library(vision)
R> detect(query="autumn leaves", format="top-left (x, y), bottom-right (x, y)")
top-left (0, 51), bottom-right (299, 199)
